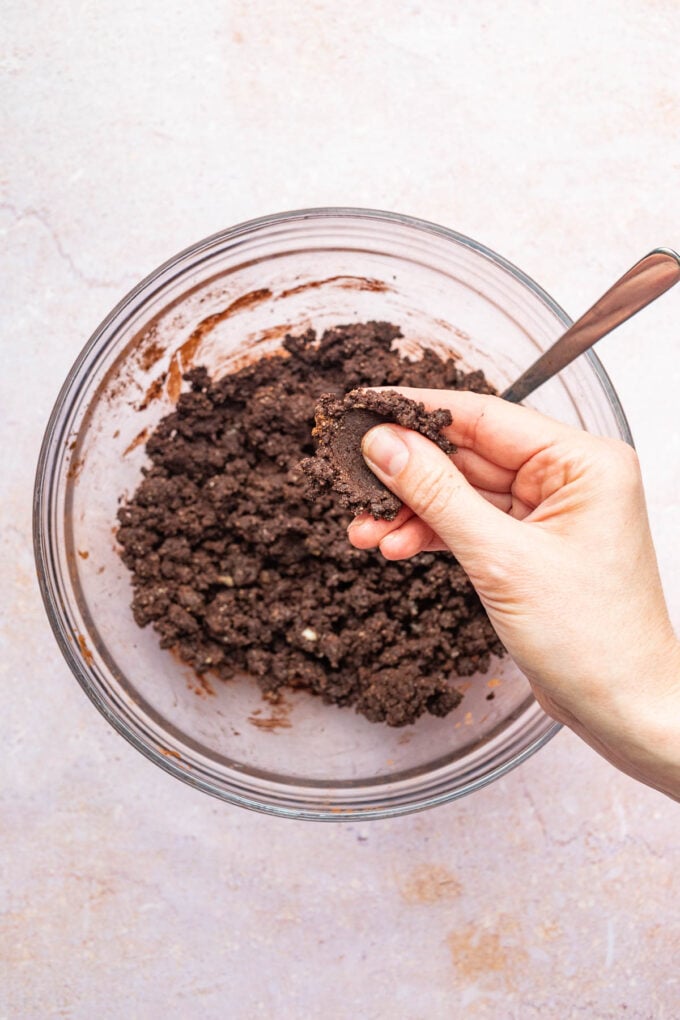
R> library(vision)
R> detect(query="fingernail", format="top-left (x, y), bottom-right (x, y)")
top-left (362, 425), bottom-right (409, 477)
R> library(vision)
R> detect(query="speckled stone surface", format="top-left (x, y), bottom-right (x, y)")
top-left (2, 2), bottom-right (680, 1017)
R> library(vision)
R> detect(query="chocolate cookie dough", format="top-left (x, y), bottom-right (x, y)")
top-left (301, 389), bottom-right (456, 520)
top-left (117, 320), bottom-right (503, 726)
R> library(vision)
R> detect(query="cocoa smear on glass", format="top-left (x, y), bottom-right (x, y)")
top-left (117, 321), bottom-right (504, 726)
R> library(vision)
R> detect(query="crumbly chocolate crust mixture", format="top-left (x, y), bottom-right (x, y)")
top-left (117, 321), bottom-right (503, 726)
top-left (301, 388), bottom-right (456, 520)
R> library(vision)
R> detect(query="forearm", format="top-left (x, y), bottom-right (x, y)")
top-left (535, 635), bottom-right (680, 802)
top-left (614, 638), bottom-right (680, 801)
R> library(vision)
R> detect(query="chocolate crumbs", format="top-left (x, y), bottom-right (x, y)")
top-left (117, 321), bottom-right (503, 726)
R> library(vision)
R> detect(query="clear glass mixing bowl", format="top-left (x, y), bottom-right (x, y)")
top-left (33, 208), bottom-right (632, 820)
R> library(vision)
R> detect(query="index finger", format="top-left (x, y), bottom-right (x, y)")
top-left (373, 387), bottom-right (578, 470)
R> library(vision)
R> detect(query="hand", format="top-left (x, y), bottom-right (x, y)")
top-left (348, 388), bottom-right (680, 801)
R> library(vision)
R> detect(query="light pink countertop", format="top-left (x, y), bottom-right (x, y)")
top-left (2, 2), bottom-right (679, 1016)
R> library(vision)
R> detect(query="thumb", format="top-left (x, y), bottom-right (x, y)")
top-left (362, 423), bottom-right (518, 569)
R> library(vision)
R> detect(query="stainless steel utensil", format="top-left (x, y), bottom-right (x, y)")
top-left (502, 248), bottom-right (680, 404)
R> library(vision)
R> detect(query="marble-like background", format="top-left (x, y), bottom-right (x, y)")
top-left (2, 2), bottom-right (679, 1016)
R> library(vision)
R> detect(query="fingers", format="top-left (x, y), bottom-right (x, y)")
top-left (348, 504), bottom-right (414, 550)
top-left (451, 447), bottom-right (516, 492)
top-left (349, 509), bottom-right (443, 560)
top-left (476, 487), bottom-right (533, 519)
top-left (360, 423), bottom-right (520, 568)
top-left (348, 485), bottom-right (531, 559)
top-left (371, 387), bottom-right (574, 470)
top-left (347, 390), bottom-right (573, 564)
top-left (378, 516), bottom-right (437, 560)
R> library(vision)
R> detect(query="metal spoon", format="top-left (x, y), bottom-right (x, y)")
top-left (501, 248), bottom-right (680, 404)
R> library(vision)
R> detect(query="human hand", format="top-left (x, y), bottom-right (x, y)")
top-left (348, 388), bottom-right (680, 800)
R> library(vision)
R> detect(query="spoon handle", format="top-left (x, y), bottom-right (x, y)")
top-left (501, 247), bottom-right (680, 404)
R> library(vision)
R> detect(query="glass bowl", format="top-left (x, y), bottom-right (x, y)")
top-left (33, 208), bottom-right (632, 820)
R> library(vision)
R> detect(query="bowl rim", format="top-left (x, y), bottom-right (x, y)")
top-left (33, 206), bottom-right (633, 821)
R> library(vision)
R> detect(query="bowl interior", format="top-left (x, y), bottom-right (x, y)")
top-left (38, 212), bottom-right (628, 817)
